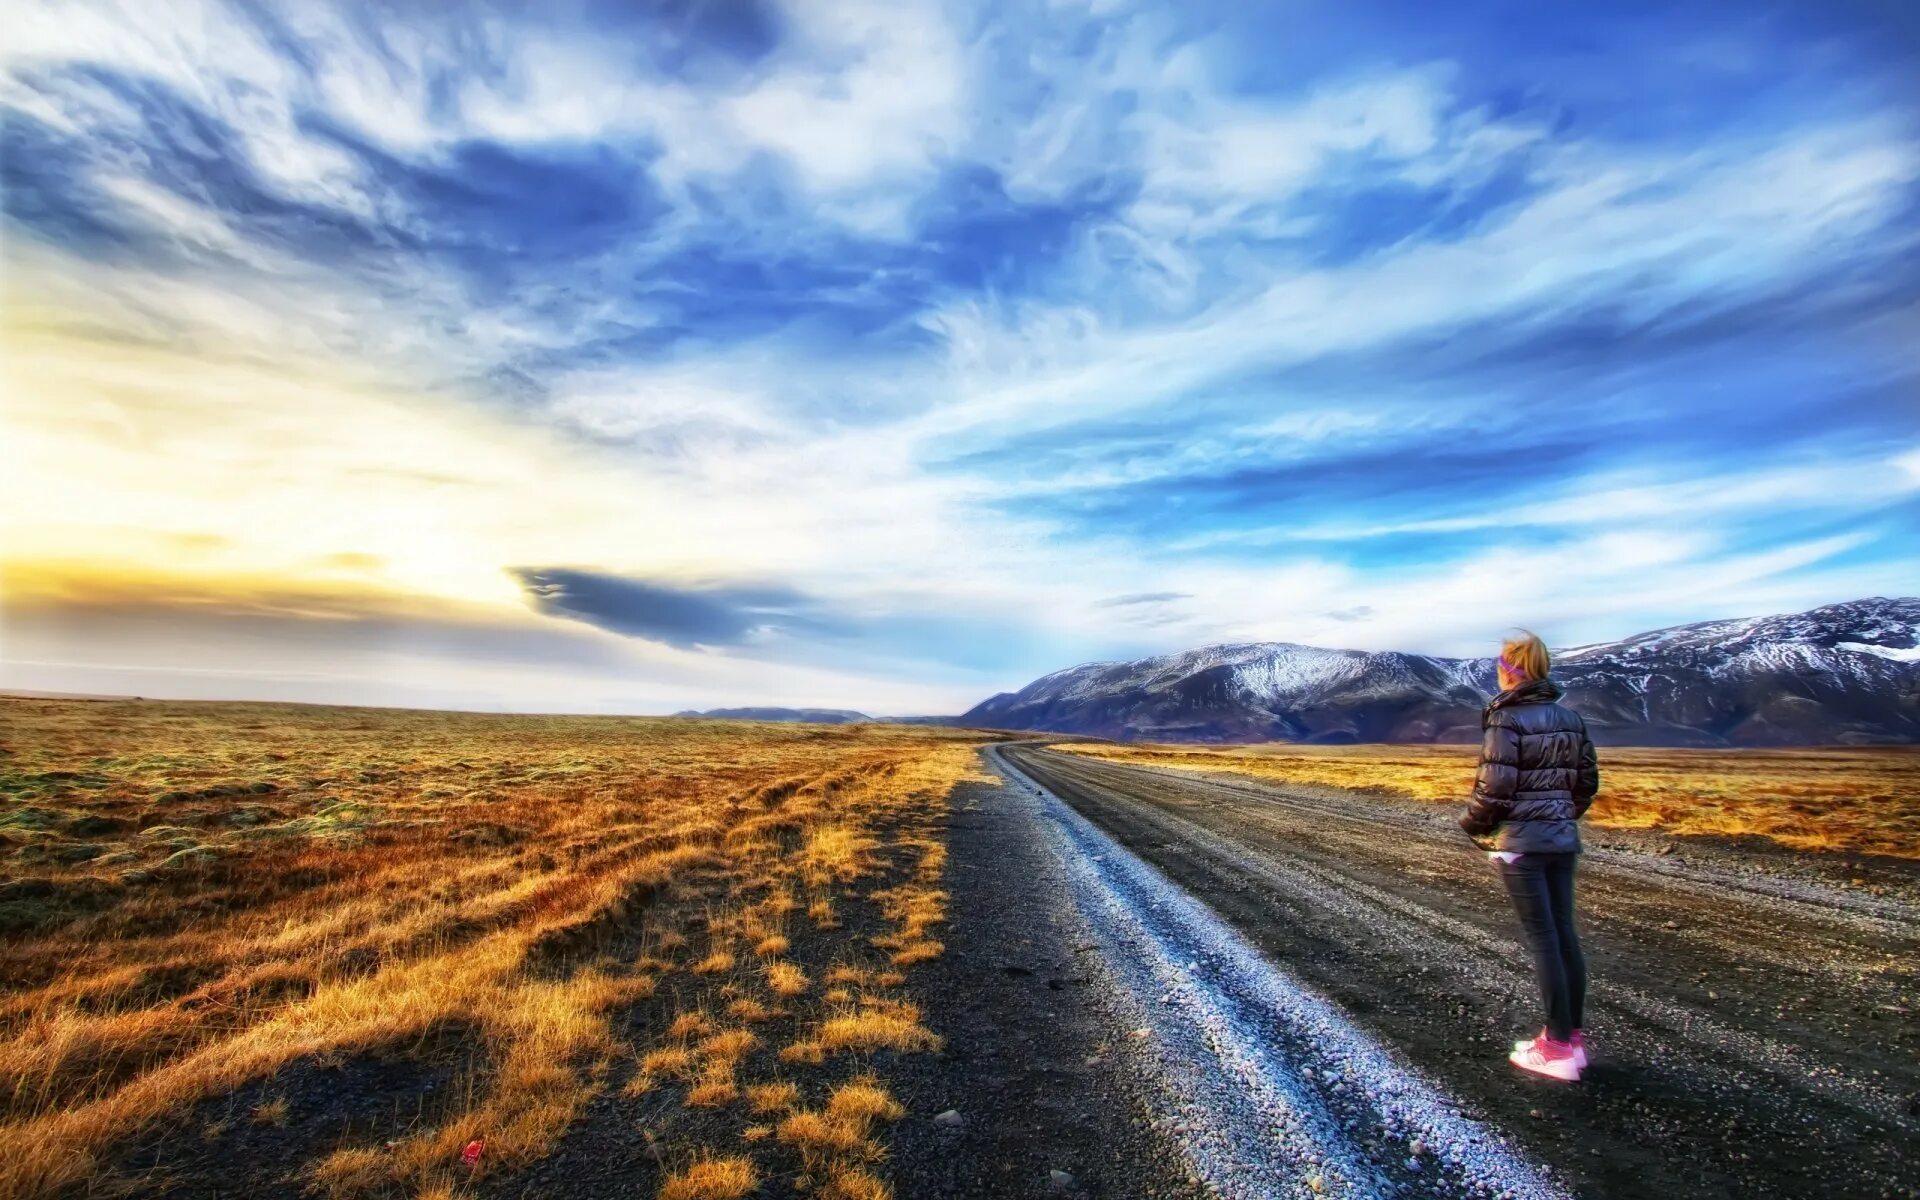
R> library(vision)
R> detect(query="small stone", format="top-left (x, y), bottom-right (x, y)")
top-left (1528, 1108), bottom-right (1543, 1120)
top-left (1048, 1169), bottom-right (1075, 1190)
top-left (1129, 1027), bottom-right (1151, 1039)
top-left (934, 1109), bottom-right (965, 1129)
top-left (1410, 1139), bottom-right (1426, 1157)
top-left (1662, 919), bottom-right (1680, 930)
top-left (1307, 1175), bottom-right (1325, 1194)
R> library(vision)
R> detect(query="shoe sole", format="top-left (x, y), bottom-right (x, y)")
top-left (1508, 1050), bottom-right (1581, 1081)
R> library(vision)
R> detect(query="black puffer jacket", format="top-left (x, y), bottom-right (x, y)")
top-left (1458, 678), bottom-right (1599, 854)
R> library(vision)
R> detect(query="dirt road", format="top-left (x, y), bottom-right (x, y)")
top-left (999, 744), bottom-right (1920, 1199)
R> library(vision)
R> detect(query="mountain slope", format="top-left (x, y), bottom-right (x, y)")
top-left (961, 598), bottom-right (1920, 746)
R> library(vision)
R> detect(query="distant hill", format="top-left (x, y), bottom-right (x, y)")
top-left (959, 598), bottom-right (1920, 747)
top-left (673, 706), bottom-right (874, 724)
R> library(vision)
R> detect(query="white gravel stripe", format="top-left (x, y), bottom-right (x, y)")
top-left (989, 746), bottom-right (1572, 1200)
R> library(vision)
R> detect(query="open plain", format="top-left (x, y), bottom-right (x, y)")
top-left (3, 699), bottom-right (1916, 1198)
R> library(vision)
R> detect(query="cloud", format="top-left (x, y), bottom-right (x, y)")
top-left (511, 568), bottom-right (834, 649)
top-left (1097, 591), bottom-right (1193, 607)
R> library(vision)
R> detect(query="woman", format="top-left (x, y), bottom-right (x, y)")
top-left (1458, 632), bottom-right (1599, 1081)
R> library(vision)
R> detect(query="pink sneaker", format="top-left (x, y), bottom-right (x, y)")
top-left (1509, 1032), bottom-right (1581, 1081)
top-left (1515, 1029), bottom-right (1588, 1071)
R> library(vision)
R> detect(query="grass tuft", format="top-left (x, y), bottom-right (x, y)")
top-left (658, 1156), bottom-right (759, 1200)
top-left (820, 1165), bottom-right (893, 1200)
top-left (745, 1080), bottom-right (800, 1114)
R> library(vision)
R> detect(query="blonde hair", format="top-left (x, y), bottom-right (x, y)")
top-left (1500, 630), bottom-right (1551, 682)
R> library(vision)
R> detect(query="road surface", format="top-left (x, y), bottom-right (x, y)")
top-left (997, 743), bottom-right (1920, 1199)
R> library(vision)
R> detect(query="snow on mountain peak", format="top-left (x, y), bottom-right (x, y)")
top-left (963, 597), bottom-right (1919, 745)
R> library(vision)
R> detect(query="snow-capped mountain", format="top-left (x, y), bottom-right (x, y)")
top-left (960, 598), bottom-right (1920, 746)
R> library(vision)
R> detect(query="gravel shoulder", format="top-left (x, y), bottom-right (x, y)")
top-left (1002, 744), bottom-right (1920, 1200)
top-left (885, 772), bottom-right (1206, 1199)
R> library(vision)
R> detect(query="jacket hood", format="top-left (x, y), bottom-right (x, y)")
top-left (1488, 676), bottom-right (1563, 710)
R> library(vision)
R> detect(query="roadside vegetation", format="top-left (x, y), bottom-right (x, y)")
top-left (0, 699), bottom-right (993, 1198)
top-left (1056, 741), bottom-right (1920, 859)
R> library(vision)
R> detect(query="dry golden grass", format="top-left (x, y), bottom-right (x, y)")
top-left (698, 1030), bottom-right (758, 1063)
top-left (765, 962), bottom-right (809, 998)
top-left (641, 1044), bottom-right (702, 1075)
top-left (1057, 741), bottom-right (1920, 858)
top-left (692, 950), bottom-right (737, 976)
top-left (0, 698), bottom-right (995, 1198)
top-left (685, 1064), bottom-right (738, 1109)
top-left (815, 997), bottom-right (943, 1056)
top-left (773, 1073), bottom-right (906, 1179)
top-left (744, 1080), bottom-right (800, 1115)
top-left (820, 1164), bottom-right (894, 1200)
top-left (658, 1155), bottom-right (759, 1200)
top-left (826, 1074), bottom-right (906, 1125)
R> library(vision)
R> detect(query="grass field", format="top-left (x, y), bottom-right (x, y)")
top-left (1055, 741), bottom-right (1920, 859)
top-left (0, 698), bottom-right (995, 1199)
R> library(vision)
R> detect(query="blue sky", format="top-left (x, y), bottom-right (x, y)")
top-left (2, 0), bottom-right (1917, 714)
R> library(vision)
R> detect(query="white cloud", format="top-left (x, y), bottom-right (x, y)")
top-left (543, 366), bottom-right (794, 459)
top-left (1164, 456), bottom-right (1920, 551)
top-left (898, 115), bottom-right (1920, 447)
top-left (92, 173), bottom-right (261, 262)
top-left (1127, 68), bottom-right (1452, 232)
top-left (727, 1), bottom-right (968, 196)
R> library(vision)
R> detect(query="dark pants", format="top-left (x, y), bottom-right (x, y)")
top-left (1495, 852), bottom-right (1586, 1042)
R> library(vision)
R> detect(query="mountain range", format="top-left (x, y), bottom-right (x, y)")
top-left (958, 598), bottom-right (1920, 746)
top-left (673, 706), bottom-right (874, 724)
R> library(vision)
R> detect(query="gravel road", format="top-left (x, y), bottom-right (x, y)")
top-left (998, 743), bottom-right (1919, 1200)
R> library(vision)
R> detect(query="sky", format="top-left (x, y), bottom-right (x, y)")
top-left (2, 0), bottom-right (1918, 716)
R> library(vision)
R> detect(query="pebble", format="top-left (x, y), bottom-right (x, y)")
top-left (934, 1109), bottom-right (965, 1129)
top-left (1049, 1168), bottom-right (1076, 1189)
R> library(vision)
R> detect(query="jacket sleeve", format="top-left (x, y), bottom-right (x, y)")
top-left (1573, 724), bottom-right (1599, 818)
top-left (1459, 716), bottom-right (1519, 838)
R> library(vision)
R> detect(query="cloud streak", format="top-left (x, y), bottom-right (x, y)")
top-left (511, 569), bottom-right (833, 649)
